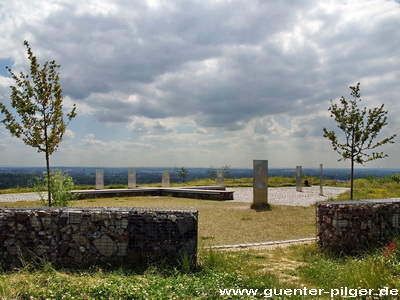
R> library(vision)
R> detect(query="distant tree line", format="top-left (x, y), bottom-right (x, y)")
top-left (0, 173), bottom-right (34, 189)
top-left (0, 172), bottom-right (207, 189)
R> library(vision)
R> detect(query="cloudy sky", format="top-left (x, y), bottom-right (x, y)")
top-left (0, 0), bottom-right (399, 169)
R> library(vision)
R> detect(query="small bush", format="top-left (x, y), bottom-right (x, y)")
top-left (33, 169), bottom-right (75, 207)
top-left (388, 174), bottom-right (400, 183)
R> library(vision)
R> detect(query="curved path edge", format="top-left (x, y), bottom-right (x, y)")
top-left (207, 237), bottom-right (316, 250)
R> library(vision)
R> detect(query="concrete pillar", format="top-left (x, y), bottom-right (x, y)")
top-left (319, 164), bottom-right (324, 196)
top-left (296, 166), bottom-right (302, 192)
top-left (128, 169), bottom-right (136, 189)
top-left (162, 170), bottom-right (170, 187)
top-left (95, 169), bottom-right (104, 190)
top-left (216, 169), bottom-right (224, 187)
top-left (251, 160), bottom-right (269, 208)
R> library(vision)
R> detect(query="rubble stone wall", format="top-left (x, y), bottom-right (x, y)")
top-left (317, 199), bottom-right (400, 253)
top-left (0, 207), bottom-right (198, 268)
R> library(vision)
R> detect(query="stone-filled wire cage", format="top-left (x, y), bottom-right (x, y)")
top-left (317, 199), bottom-right (400, 254)
top-left (129, 208), bottom-right (198, 262)
top-left (0, 207), bottom-right (198, 269)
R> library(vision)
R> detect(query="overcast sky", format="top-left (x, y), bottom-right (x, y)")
top-left (0, 0), bottom-right (399, 169)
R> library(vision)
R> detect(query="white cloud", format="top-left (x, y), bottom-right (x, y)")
top-left (0, 0), bottom-right (399, 168)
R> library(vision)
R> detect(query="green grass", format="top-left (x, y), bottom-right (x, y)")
top-left (334, 177), bottom-right (400, 200)
top-left (0, 248), bottom-right (289, 299)
top-left (293, 241), bottom-right (400, 298)
top-left (1, 241), bottom-right (399, 299)
top-left (0, 187), bottom-right (33, 194)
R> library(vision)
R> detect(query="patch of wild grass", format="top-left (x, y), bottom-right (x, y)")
top-left (0, 200), bottom-right (42, 207)
top-left (335, 177), bottom-right (400, 201)
top-left (291, 241), bottom-right (400, 294)
top-left (1, 241), bottom-right (400, 298)
top-left (0, 187), bottom-right (33, 194)
top-left (0, 248), bottom-right (286, 299)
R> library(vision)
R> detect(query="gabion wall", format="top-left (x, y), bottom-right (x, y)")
top-left (317, 199), bottom-right (400, 254)
top-left (0, 207), bottom-right (198, 268)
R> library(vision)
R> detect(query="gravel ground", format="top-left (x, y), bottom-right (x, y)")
top-left (226, 186), bottom-right (349, 206)
top-left (0, 192), bottom-right (41, 202)
top-left (0, 186), bottom-right (349, 206)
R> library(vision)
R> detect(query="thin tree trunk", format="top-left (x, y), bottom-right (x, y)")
top-left (350, 158), bottom-right (354, 200)
top-left (350, 125), bottom-right (355, 201)
top-left (46, 150), bottom-right (52, 207)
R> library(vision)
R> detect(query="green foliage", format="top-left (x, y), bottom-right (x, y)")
top-left (206, 165), bottom-right (232, 179)
top-left (0, 40), bottom-right (76, 155)
top-left (175, 166), bottom-right (189, 183)
top-left (323, 83), bottom-right (397, 199)
top-left (366, 174), bottom-right (400, 184)
top-left (34, 169), bottom-right (75, 207)
top-left (387, 174), bottom-right (400, 184)
top-left (0, 40), bottom-right (76, 206)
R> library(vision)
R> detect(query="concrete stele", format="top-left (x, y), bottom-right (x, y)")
top-left (252, 160), bottom-right (268, 208)
top-left (162, 170), bottom-right (170, 187)
top-left (319, 164), bottom-right (323, 196)
top-left (128, 169), bottom-right (136, 189)
top-left (216, 169), bottom-right (224, 187)
top-left (296, 166), bottom-right (302, 192)
top-left (95, 169), bottom-right (104, 190)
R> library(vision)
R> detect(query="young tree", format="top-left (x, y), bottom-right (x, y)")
top-left (0, 40), bottom-right (76, 206)
top-left (175, 167), bottom-right (189, 183)
top-left (323, 83), bottom-right (396, 200)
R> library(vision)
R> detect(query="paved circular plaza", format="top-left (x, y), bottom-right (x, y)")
top-left (226, 186), bottom-right (349, 206)
top-left (0, 186), bottom-right (349, 206)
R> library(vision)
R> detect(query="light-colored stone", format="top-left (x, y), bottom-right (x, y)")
top-left (392, 214), bottom-right (399, 228)
top-left (121, 219), bottom-right (129, 229)
top-left (162, 170), bottom-right (170, 187)
top-left (41, 216), bottom-right (52, 227)
top-left (96, 169), bottom-right (104, 190)
top-left (117, 242), bottom-right (128, 256)
top-left (30, 216), bottom-right (41, 227)
top-left (296, 166), bottom-right (302, 192)
top-left (216, 170), bottom-right (224, 187)
top-left (128, 169), bottom-right (136, 189)
top-left (252, 160), bottom-right (268, 207)
top-left (319, 164), bottom-right (324, 196)
top-left (93, 234), bottom-right (117, 257)
top-left (332, 219), bottom-right (348, 228)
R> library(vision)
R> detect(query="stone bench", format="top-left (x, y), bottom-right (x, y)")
top-left (72, 186), bottom-right (234, 201)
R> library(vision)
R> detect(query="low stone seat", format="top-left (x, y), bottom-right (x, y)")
top-left (72, 186), bottom-right (234, 201)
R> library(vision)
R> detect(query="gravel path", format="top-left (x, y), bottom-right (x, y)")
top-left (0, 192), bottom-right (41, 202)
top-left (226, 186), bottom-right (349, 206)
top-left (0, 186), bottom-right (349, 206)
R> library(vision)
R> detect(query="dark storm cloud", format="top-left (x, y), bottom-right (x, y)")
top-left (1, 0), bottom-right (399, 132)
